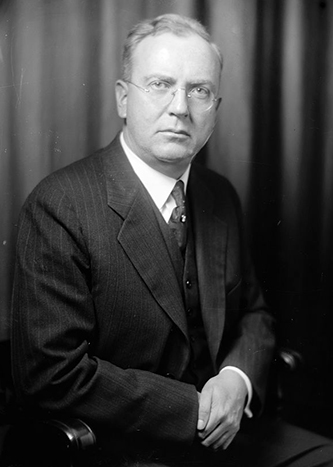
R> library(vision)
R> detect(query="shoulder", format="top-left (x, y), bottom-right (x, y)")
top-left (190, 162), bottom-right (241, 208)
top-left (25, 136), bottom-right (121, 205)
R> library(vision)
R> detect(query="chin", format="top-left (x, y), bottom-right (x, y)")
top-left (158, 151), bottom-right (192, 165)
top-left (157, 143), bottom-right (195, 161)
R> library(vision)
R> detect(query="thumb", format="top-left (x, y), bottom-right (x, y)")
top-left (197, 388), bottom-right (211, 431)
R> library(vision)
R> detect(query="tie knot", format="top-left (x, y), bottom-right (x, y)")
top-left (171, 180), bottom-right (186, 208)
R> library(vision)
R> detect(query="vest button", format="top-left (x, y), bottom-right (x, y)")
top-left (185, 280), bottom-right (192, 289)
top-left (187, 308), bottom-right (192, 316)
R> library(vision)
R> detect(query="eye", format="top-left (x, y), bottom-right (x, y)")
top-left (148, 80), bottom-right (171, 92)
top-left (190, 87), bottom-right (211, 99)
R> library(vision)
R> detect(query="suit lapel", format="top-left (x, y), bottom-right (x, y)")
top-left (102, 136), bottom-right (188, 341)
top-left (188, 166), bottom-right (228, 366)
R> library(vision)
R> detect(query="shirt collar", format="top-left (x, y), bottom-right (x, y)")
top-left (120, 132), bottom-right (190, 212)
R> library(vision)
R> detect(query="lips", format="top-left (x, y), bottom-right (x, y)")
top-left (160, 129), bottom-right (190, 137)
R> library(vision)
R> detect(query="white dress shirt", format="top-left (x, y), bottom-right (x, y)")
top-left (120, 132), bottom-right (190, 223)
top-left (120, 132), bottom-right (253, 417)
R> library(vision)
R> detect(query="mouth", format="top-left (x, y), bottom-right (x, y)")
top-left (160, 129), bottom-right (190, 138)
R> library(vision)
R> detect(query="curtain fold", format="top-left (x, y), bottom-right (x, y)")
top-left (1, 0), bottom-right (332, 428)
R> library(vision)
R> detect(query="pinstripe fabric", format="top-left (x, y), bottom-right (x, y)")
top-left (11, 133), bottom-right (275, 450)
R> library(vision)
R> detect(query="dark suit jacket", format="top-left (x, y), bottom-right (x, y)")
top-left (11, 134), bottom-right (275, 451)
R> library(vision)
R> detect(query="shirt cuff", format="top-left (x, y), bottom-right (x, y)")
top-left (219, 366), bottom-right (253, 418)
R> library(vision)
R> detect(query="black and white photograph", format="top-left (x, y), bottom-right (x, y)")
top-left (1, 1), bottom-right (333, 466)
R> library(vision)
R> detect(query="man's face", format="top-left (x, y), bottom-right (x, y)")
top-left (116, 32), bottom-right (221, 178)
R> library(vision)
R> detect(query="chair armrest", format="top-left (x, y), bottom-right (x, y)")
top-left (1, 417), bottom-right (97, 466)
top-left (266, 347), bottom-right (304, 414)
top-left (276, 347), bottom-right (303, 373)
top-left (37, 418), bottom-right (96, 453)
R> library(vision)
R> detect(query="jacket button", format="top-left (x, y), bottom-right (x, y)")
top-left (185, 280), bottom-right (192, 289)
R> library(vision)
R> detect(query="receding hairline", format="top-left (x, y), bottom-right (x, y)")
top-left (121, 14), bottom-right (223, 81)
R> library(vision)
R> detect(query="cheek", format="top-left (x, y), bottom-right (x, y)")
top-left (195, 117), bottom-right (216, 139)
top-left (127, 101), bottom-right (143, 127)
top-left (127, 98), bottom-right (158, 127)
top-left (126, 111), bottom-right (149, 144)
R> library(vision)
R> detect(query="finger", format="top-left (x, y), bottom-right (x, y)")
top-left (213, 430), bottom-right (237, 451)
top-left (202, 429), bottom-right (236, 451)
top-left (197, 387), bottom-right (212, 431)
top-left (200, 422), bottom-right (226, 447)
top-left (221, 433), bottom-right (236, 450)
top-left (198, 405), bottom-right (230, 440)
top-left (203, 405), bottom-right (241, 441)
top-left (200, 417), bottom-right (238, 448)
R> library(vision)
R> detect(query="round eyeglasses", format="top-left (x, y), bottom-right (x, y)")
top-left (126, 80), bottom-right (219, 113)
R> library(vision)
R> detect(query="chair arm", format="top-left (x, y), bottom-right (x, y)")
top-left (1, 416), bottom-right (97, 466)
top-left (267, 347), bottom-right (304, 414)
top-left (276, 347), bottom-right (303, 373)
top-left (37, 418), bottom-right (97, 453)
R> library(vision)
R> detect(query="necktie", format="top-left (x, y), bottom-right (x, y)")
top-left (168, 180), bottom-right (187, 251)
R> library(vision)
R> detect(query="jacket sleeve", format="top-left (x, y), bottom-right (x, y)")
top-left (218, 182), bottom-right (276, 415)
top-left (11, 179), bottom-right (198, 449)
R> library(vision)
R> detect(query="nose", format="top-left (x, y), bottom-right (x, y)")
top-left (168, 88), bottom-right (189, 117)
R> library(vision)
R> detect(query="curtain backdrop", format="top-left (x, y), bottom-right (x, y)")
top-left (1, 0), bottom-right (332, 434)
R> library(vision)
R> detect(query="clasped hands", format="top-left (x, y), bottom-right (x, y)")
top-left (196, 369), bottom-right (247, 451)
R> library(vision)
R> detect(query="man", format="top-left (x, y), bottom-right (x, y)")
top-left (11, 14), bottom-right (333, 466)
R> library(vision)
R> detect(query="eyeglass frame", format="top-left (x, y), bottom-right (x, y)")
top-left (125, 80), bottom-right (220, 112)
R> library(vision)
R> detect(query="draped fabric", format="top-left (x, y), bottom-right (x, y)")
top-left (1, 0), bottom-right (332, 430)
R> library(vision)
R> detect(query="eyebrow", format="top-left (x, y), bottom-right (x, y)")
top-left (143, 74), bottom-right (217, 91)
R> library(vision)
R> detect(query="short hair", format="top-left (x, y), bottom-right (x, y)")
top-left (121, 13), bottom-right (223, 81)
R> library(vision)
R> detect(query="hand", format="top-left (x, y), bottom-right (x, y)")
top-left (197, 370), bottom-right (247, 451)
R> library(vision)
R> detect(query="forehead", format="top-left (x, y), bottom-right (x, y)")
top-left (131, 32), bottom-right (221, 85)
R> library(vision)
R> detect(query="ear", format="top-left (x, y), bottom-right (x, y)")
top-left (215, 97), bottom-right (222, 112)
top-left (115, 80), bottom-right (128, 119)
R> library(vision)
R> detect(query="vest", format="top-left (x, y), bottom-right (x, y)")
top-left (146, 187), bottom-right (215, 390)
top-left (181, 214), bottom-right (215, 391)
